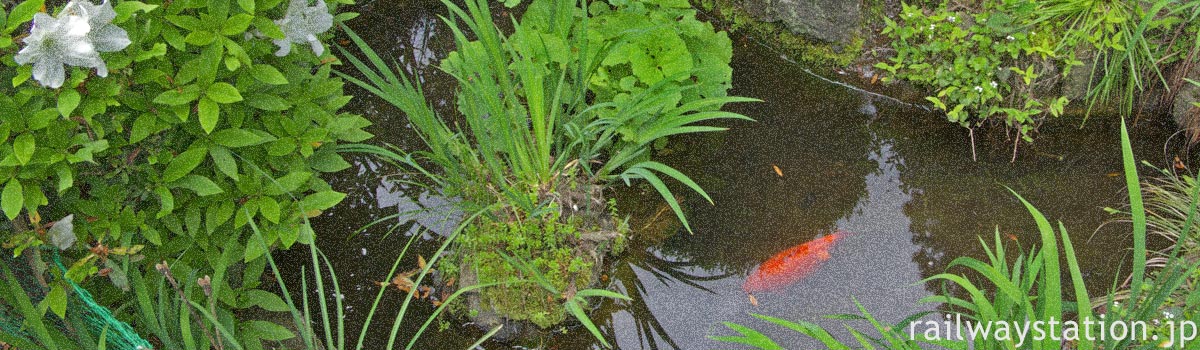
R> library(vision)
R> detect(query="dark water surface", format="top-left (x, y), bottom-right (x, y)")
top-left (276, 0), bottom-right (1184, 348)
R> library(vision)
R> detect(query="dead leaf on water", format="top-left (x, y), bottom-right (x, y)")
top-left (417, 255), bottom-right (427, 270)
top-left (748, 294), bottom-right (759, 306)
top-left (772, 164), bottom-right (783, 177)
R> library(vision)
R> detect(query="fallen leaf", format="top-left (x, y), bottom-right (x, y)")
top-left (1005, 233), bottom-right (1019, 242)
top-left (1175, 156), bottom-right (1187, 170)
top-left (417, 255), bottom-right (427, 270)
top-left (772, 164), bottom-right (783, 177)
top-left (748, 294), bottom-right (758, 306)
top-left (871, 74), bottom-right (880, 85)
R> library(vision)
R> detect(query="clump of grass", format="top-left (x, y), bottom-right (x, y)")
top-left (338, 0), bottom-right (753, 334)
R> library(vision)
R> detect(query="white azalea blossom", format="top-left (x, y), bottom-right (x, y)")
top-left (947, 16), bottom-right (956, 23)
top-left (273, 0), bottom-right (334, 57)
top-left (14, 0), bottom-right (129, 88)
top-left (1006, 35), bottom-right (1015, 41)
top-left (990, 81), bottom-right (998, 89)
top-left (973, 86), bottom-right (983, 92)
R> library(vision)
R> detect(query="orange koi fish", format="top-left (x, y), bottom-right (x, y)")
top-left (743, 231), bottom-right (848, 294)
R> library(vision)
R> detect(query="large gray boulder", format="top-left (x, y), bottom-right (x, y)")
top-left (739, 0), bottom-right (863, 45)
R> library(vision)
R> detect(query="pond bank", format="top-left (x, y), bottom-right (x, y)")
top-left (696, 0), bottom-right (1200, 138)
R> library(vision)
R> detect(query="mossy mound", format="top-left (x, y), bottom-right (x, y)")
top-left (440, 182), bottom-right (627, 330)
top-left (694, 0), bottom-right (864, 67)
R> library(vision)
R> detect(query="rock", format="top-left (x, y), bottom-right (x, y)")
top-left (1172, 68), bottom-right (1200, 138)
top-left (1061, 48), bottom-right (1096, 101)
top-left (738, 0), bottom-right (863, 45)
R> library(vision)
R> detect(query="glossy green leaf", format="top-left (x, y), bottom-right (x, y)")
top-left (222, 14), bottom-right (255, 36)
top-left (154, 186), bottom-right (174, 218)
top-left (5, 0), bottom-right (44, 32)
top-left (258, 197), bottom-right (281, 223)
top-left (238, 0), bottom-right (255, 14)
top-left (13, 133), bottom-right (34, 165)
top-left (58, 89), bottom-right (81, 117)
top-left (241, 290), bottom-right (289, 312)
top-left (211, 129), bottom-right (266, 148)
top-left (113, 1), bottom-right (158, 24)
top-left (130, 113), bottom-right (157, 144)
top-left (250, 65), bottom-right (288, 85)
top-left (45, 285), bottom-right (67, 319)
top-left (170, 175), bottom-right (224, 196)
top-left (209, 146), bottom-right (239, 181)
top-left (198, 97), bottom-right (220, 134)
top-left (298, 191), bottom-right (345, 211)
top-left (162, 147), bottom-right (209, 183)
top-left (2, 179), bottom-right (23, 220)
top-left (207, 82), bottom-right (244, 103)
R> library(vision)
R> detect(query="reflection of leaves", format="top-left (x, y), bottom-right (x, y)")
top-left (636, 247), bottom-right (732, 294)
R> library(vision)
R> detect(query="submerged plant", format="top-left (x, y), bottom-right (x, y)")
top-left (14, 0), bottom-right (130, 88)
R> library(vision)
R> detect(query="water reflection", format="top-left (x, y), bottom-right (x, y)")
top-left (278, 1), bottom-right (1182, 348)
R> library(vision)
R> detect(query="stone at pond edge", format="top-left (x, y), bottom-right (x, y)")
top-left (738, 0), bottom-right (863, 45)
top-left (1172, 68), bottom-right (1200, 142)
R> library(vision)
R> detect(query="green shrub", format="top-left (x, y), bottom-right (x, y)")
top-left (0, 0), bottom-right (367, 347)
top-left (878, 0), bottom-right (1199, 142)
top-left (876, 1), bottom-right (1070, 143)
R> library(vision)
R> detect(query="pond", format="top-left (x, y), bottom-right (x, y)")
top-left (275, 0), bottom-right (1183, 348)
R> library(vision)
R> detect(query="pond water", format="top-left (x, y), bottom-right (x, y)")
top-left (275, 0), bottom-right (1184, 348)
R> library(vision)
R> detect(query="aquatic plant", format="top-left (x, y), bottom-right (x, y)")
top-left (713, 119), bottom-right (1200, 349)
top-left (340, 0), bottom-right (751, 335)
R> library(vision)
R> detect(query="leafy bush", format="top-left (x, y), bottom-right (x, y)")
top-left (877, 2), bottom-right (1070, 143)
top-left (585, 0), bottom-right (733, 108)
top-left (878, 0), bottom-right (1199, 143)
top-left (1, 0), bottom-right (367, 347)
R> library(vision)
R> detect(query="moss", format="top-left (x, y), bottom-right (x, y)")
top-left (441, 199), bottom-right (627, 328)
top-left (693, 0), bottom-right (863, 67)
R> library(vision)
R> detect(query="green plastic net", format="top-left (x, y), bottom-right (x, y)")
top-left (0, 248), bottom-right (153, 350)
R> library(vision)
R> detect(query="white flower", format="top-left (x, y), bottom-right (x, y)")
top-left (13, 0), bottom-right (129, 88)
top-left (1006, 35), bottom-right (1015, 41)
top-left (929, 24), bottom-right (935, 31)
top-left (947, 16), bottom-right (956, 23)
top-left (990, 81), bottom-right (998, 89)
top-left (273, 0), bottom-right (334, 57)
top-left (973, 86), bottom-right (983, 92)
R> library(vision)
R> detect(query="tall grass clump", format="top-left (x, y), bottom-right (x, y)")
top-left (713, 119), bottom-right (1200, 349)
top-left (339, 0), bottom-right (751, 332)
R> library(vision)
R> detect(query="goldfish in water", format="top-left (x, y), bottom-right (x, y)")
top-left (743, 231), bottom-right (848, 294)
